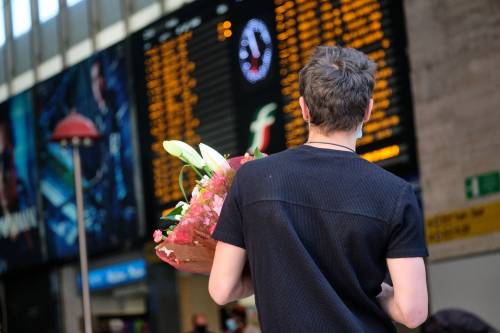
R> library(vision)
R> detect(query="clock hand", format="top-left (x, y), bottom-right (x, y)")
top-left (247, 30), bottom-right (261, 59)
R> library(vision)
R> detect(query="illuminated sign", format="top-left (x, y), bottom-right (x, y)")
top-left (239, 18), bottom-right (273, 83)
top-left (248, 102), bottom-right (277, 152)
top-left (77, 259), bottom-right (146, 292)
top-left (465, 171), bottom-right (500, 200)
top-left (274, 0), bottom-right (416, 171)
top-left (143, 30), bottom-right (200, 204)
top-left (135, 1), bottom-right (239, 214)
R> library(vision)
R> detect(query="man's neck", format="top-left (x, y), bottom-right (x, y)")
top-left (306, 127), bottom-right (357, 152)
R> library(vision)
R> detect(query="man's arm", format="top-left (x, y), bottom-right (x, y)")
top-left (377, 257), bottom-right (428, 328)
top-left (209, 241), bottom-right (253, 305)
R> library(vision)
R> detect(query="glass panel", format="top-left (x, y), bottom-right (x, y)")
top-left (67, 0), bottom-right (84, 7)
top-left (12, 0), bottom-right (32, 38)
top-left (38, 0), bottom-right (59, 23)
top-left (40, 19), bottom-right (59, 60)
top-left (13, 34), bottom-right (32, 74)
top-left (97, 0), bottom-right (121, 29)
top-left (67, 0), bottom-right (89, 45)
top-left (132, 0), bottom-right (155, 12)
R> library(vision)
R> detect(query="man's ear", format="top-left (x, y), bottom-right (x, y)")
top-left (299, 96), bottom-right (310, 123)
top-left (364, 98), bottom-right (373, 123)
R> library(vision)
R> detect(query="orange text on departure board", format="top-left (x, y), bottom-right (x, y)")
top-left (144, 31), bottom-right (200, 204)
top-left (274, 0), bottom-right (401, 163)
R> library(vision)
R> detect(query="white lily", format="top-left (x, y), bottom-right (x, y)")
top-left (199, 143), bottom-right (231, 174)
top-left (163, 140), bottom-right (205, 169)
top-left (175, 201), bottom-right (187, 208)
top-left (200, 175), bottom-right (210, 186)
top-left (191, 184), bottom-right (201, 198)
top-left (175, 201), bottom-right (190, 214)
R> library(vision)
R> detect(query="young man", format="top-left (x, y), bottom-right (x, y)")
top-left (209, 46), bottom-right (428, 332)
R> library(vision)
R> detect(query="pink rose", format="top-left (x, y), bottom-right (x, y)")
top-left (213, 194), bottom-right (224, 216)
top-left (208, 223), bottom-right (217, 235)
top-left (153, 229), bottom-right (164, 243)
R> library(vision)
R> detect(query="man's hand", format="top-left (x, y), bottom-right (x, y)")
top-left (209, 241), bottom-right (254, 305)
top-left (377, 257), bottom-right (428, 328)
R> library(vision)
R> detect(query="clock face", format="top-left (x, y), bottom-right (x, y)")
top-left (239, 19), bottom-right (273, 84)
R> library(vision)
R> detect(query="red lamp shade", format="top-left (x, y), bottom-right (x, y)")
top-left (51, 111), bottom-right (100, 142)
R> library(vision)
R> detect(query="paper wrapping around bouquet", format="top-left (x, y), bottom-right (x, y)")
top-left (155, 230), bottom-right (216, 274)
top-left (155, 155), bottom-right (254, 274)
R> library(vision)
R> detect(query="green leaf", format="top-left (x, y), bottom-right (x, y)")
top-left (160, 215), bottom-right (179, 222)
top-left (160, 205), bottom-right (183, 222)
top-left (178, 165), bottom-right (190, 202)
top-left (202, 165), bottom-right (214, 177)
top-left (172, 205), bottom-right (184, 214)
top-left (253, 147), bottom-right (265, 159)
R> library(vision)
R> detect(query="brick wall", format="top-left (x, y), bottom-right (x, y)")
top-left (405, 0), bottom-right (500, 258)
top-left (404, 1), bottom-right (500, 328)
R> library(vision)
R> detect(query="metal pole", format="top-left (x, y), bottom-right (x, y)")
top-left (159, 0), bottom-right (166, 14)
top-left (72, 146), bottom-right (93, 333)
top-left (58, 0), bottom-right (69, 68)
top-left (30, 0), bottom-right (41, 82)
top-left (87, 0), bottom-right (98, 52)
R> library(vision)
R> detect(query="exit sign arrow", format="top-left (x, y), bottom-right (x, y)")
top-left (465, 171), bottom-right (500, 200)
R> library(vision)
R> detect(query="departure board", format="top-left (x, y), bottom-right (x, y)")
top-left (273, 0), bottom-right (416, 168)
top-left (133, 0), bottom-right (417, 224)
top-left (132, 1), bottom-right (238, 218)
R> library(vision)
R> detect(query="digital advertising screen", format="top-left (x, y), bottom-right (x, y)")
top-left (0, 91), bottom-right (42, 273)
top-left (133, 0), bottom-right (418, 222)
top-left (35, 43), bottom-right (140, 259)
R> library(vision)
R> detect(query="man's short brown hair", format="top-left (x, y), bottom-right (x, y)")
top-left (299, 46), bottom-right (376, 133)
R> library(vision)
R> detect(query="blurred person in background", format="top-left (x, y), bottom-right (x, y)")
top-left (421, 309), bottom-right (498, 333)
top-left (225, 306), bottom-right (260, 333)
top-left (209, 45), bottom-right (428, 332)
top-left (188, 313), bottom-right (214, 333)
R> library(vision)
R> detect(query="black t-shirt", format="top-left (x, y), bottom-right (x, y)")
top-left (212, 145), bottom-right (428, 333)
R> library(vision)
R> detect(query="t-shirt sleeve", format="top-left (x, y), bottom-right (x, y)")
top-left (212, 174), bottom-right (245, 249)
top-left (386, 184), bottom-right (429, 258)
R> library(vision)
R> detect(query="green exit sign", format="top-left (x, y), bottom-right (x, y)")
top-left (465, 171), bottom-right (500, 200)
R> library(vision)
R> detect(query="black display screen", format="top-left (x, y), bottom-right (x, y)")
top-left (131, 1), bottom-right (240, 224)
top-left (271, 0), bottom-right (416, 171)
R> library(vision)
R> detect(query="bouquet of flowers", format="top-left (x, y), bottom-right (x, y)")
top-left (153, 140), bottom-right (263, 274)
